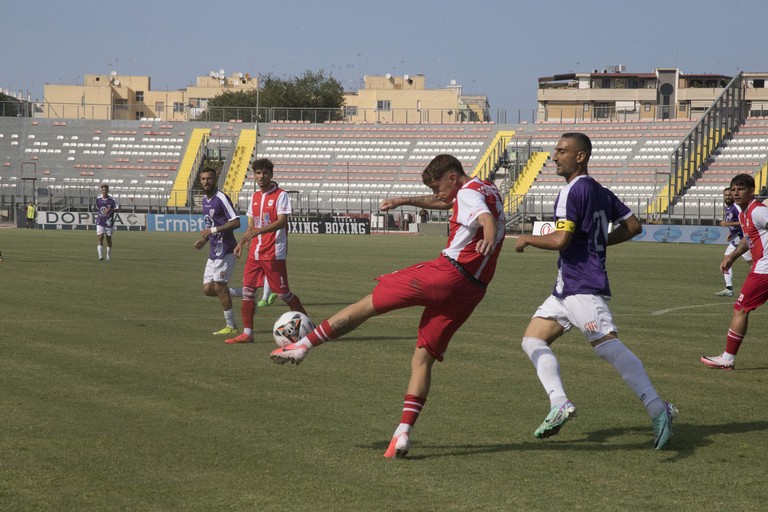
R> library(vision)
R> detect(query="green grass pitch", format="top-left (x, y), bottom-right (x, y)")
top-left (1, 230), bottom-right (767, 511)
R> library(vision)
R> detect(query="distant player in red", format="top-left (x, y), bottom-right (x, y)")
top-left (702, 173), bottom-right (768, 369)
top-left (225, 158), bottom-right (308, 344)
top-left (270, 154), bottom-right (506, 459)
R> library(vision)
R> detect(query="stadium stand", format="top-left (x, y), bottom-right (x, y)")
top-left (4, 113), bottom-right (766, 226)
top-left (507, 120), bottom-right (699, 220)
top-left (237, 121), bottom-right (500, 211)
top-left (0, 117), bottom-right (192, 210)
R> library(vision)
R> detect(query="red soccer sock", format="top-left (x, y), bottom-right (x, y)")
top-left (399, 394), bottom-right (427, 427)
top-left (241, 300), bottom-right (256, 331)
top-left (305, 320), bottom-right (337, 347)
top-left (725, 329), bottom-right (745, 356)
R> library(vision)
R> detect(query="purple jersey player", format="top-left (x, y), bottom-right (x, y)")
top-left (95, 184), bottom-right (118, 261)
top-left (716, 187), bottom-right (752, 297)
top-left (514, 132), bottom-right (676, 450)
top-left (194, 168), bottom-right (242, 336)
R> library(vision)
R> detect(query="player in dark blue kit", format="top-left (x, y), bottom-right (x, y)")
top-left (716, 187), bottom-right (752, 297)
top-left (95, 184), bottom-right (119, 261)
top-left (514, 132), bottom-right (676, 450)
top-left (194, 168), bottom-right (241, 336)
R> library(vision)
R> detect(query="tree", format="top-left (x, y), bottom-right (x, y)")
top-left (203, 70), bottom-right (345, 123)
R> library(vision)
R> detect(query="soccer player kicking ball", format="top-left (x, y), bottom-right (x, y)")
top-left (270, 154), bottom-right (506, 459)
top-left (513, 133), bottom-right (676, 450)
top-left (702, 174), bottom-right (768, 370)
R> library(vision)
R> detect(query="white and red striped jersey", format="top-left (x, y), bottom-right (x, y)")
top-left (441, 177), bottom-right (506, 285)
top-left (246, 183), bottom-right (291, 260)
top-left (740, 199), bottom-right (768, 274)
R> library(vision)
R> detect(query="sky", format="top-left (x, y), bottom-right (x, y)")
top-left (3, 0), bottom-right (768, 111)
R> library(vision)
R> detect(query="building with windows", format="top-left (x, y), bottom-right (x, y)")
top-left (42, 72), bottom-right (257, 121)
top-left (342, 74), bottom-right (490, 124)
top-left (537, 66), bottom-right (768, 122)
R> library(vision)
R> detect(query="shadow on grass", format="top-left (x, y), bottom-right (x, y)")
top-left (365, 420), bottom-right (768, 461)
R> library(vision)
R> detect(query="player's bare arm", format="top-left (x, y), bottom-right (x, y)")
top-left (721, 237), bottom-right (749, 272)
top-left (475, 212), bottom-right (498, 256)
top-left (380, 195), bottom-right (452, 211)
top-left (606, 214), bottom-right (642, 246)
top-left (201, 217), bottom-right (241, 239)
top-left (515, 227), bottom-right (573, 253)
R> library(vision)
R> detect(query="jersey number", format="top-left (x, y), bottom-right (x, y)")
top-left (592, 210), bottom-right (608, 252)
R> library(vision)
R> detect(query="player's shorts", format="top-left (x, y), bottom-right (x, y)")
top-left (96, 225), bottom-right (113, 237)
top-left (533, 294), bottom-right (617, 343)
top-left (371, 256), bottom-right (486, 362)
top-left (734, 272), bottom-right (768, 312)
top-left (203, 253), bottom-right (237, 284)
top-left (243, 257), bottom-right (290, 294)
top-left (725, 242), bottom-right (753, 262)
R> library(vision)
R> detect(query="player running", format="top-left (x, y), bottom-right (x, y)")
top-left (514, 132), bottom-right (676, 450)
top-left (194, 167), bottom-right (241, 336)
top-left (225, 158), bottom-right (308, 344)
top-left (716, 186), bottom-right (752, 297)
top-left (702, 173), bottom-right (768, 370)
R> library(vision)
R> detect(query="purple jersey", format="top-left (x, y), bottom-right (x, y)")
top-left (725, 203), bottom-right (744, 247)
top-left (552, 175), bottom-right (632, 298)
top-left (95, 195), bottom-right (119, 227)
top-left (202, 190), bottom-right (239, 260)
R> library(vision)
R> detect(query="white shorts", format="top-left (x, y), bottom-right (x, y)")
top-left (204, 253), bottom-right (236, 284)
top-left (725, 242), bottom-right (752, 262)
top-left (533, 294), bottom-right (618, 343)
top-left (96, 225), bottom-right (113, 237)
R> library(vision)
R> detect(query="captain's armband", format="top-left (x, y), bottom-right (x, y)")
top-left (555, 219), bottom-right (576, 233)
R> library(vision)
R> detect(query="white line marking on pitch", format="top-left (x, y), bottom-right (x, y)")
top-left (651, 303), bottom-right (732, 316)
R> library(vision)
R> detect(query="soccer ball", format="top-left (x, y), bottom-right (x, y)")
top-left (273, 311), bottom-right (315, 348)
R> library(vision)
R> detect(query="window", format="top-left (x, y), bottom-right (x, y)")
top-left (644, 103), bottom-right (651, 112)
top-left (680, 102), bottom-right (687, 112)
top-left (135, 91), bottom-right (144, 102)
top-left (754, 79), bottom-right (765, 88)
top-left (344, 106), bottom-right (358, 117)
top-left (377, 100), bottom-right (391, 111)
top-left (601, 78), bottom-right (611, 89)
top-left (135, 111), bottom-right (145, 120)
top-left (155, 102), bottom-right (165, 112)
top-left (173, 102), bottom-right (184, 113)
top-left (582, 103), bottom-right (590, 112)
top-left (114, 99), bottom-right (128, 110)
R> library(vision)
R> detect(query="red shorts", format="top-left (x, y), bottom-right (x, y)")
top-left (371, 256), bottom-right (486, 362)
top-left (243, 258), bottom-right (290, 294)
top-left (734, 272), bottom-right (768, 312)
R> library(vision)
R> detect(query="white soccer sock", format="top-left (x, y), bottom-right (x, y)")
top-left (393, 423), bottom-right (412, 437)
top-left (107, 247), bottom-right (112, 258)
top-left (224, 309), bottom-right (237, 329)
top-left (97, 246), bottom-right (103, 258)
top-left (724, 267), bottom-right (733, 288)
top-left (243, 327), bottom-right (253, 336)
top-left (522, 337), bottom-right (568, 407)
top-left (262, 280), bottom-right (272, 301)
top-left (593, 339), bottom-right (663, 418)
top-left (229, 287), bottom-right (243, 298)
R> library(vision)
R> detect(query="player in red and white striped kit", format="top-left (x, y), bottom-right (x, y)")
top-left (702, 173), bottom-right (768, 369)
top-left (270, 154), bottom-right (506, 458)
top-left (226, 158), bottom-right (308, 344)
